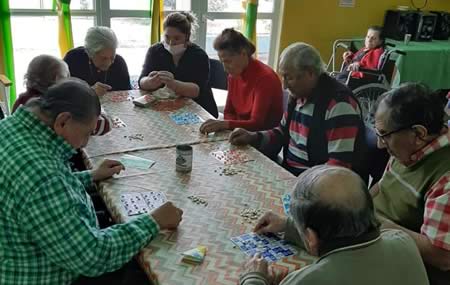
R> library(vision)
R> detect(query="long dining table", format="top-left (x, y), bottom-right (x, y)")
top-left (84, 90), bottom-right (317, 285)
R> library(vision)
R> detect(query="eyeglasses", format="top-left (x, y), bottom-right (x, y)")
top-left (375, 125), bottom-right (413, 142)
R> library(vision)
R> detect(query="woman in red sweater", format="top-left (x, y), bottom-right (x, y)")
top-left (200, 28), bottom-right (283, 133)
top-left (336, 26), bottom-right (385, 86)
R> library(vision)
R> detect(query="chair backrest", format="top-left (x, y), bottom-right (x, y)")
top-left (209, 58), bottom-right (228, 90)
top-left (0, 74), bottom-right (12, 118)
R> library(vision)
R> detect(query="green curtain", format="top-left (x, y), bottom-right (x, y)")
top-left (150, 0), bottom-right (163, 44)
top-left (0, 0), bottom-right (16, 108)
top-left (244, 0), bottom-right (258, 45)
top-left (54, 0), bottom-right (74, 57)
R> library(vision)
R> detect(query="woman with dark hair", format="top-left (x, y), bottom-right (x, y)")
top-left (200, 28), bottom-right (283, 134)
top-left (139, 11), bottom-right (218, 117)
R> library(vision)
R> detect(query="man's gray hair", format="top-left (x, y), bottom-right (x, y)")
top-left (84, 26), bottom-right (118, 58)
top-left (279, 42), bottom-right (326, 76)
top-left (290, 165), bottom-right (379, 246)
top-left (24, 54), bottom-right (69, 93)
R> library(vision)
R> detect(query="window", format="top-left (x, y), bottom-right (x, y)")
top-left (10, 0), bottom-right (94, 10)
top-left (206, 19), bottom-right (272, 63)
top-left (111, 18), bottom-right (150, 77)
top-left (9, 0), bottom-right (281, 93)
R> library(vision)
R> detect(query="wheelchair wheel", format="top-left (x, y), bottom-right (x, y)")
top-left (353, 83), bottom-right (390, 127)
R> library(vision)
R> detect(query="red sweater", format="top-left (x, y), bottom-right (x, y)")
top-left (224, 58), bottom-right (283, 131)
top-left (349, 47), bottom-right (384, 79)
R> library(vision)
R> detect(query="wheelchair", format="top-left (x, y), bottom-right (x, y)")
top-left (327, 39), bottom-right (406, 126)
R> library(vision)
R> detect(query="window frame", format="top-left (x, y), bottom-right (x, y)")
top-left (9, 0), bottom-right (282, 67)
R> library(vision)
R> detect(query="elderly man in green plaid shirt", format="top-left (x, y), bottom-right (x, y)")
top-left (0, 79), bottom-right (183, 285)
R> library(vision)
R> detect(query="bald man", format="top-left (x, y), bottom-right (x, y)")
top-left (238, 165), bottom-right (429, 285)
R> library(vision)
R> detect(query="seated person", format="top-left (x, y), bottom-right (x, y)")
top-left (0, 78), bottom-right (183, 285)
top-left (64, 26), bottom-right (132, 96)
top-left (200, 28), bottom-right (283, 133)
top-left (139, 12), bottom-right (218, 117)
top-left (371, 83), bottom-right (450, 285)
top-left (229, 42), bottom-right (367, 178)
top-left (12, 55), bottom-right (69, 113)
top-left (239, 165), bottom-right (429, 285)
top-left (13, 54), bottom-right (111, 136)
top-left (336, 26), bottom-right (385, 87)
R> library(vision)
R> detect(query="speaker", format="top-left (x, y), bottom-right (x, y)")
top-left (414, 12), bottom-right (437, 41)
top-left (431, 11), bottom-right (450, 40)
top-left (383, 10), bottom-right (418, 41)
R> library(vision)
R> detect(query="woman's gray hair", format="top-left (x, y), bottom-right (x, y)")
top-left (279, 42), bottom-right (326, 76)
top-left (24, 54), bottom-right (69, 93)
top-left (84, 26), bottom-right (118, 58)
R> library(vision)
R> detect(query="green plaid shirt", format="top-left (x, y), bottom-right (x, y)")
top-left (0, 108), bottom-right (159, 285)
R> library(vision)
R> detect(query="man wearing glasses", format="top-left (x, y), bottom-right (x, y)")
top-left (371, 83), bottom-right (450, 285)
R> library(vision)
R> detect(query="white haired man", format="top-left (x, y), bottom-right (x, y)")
top-left (239, 165), bottom-right (429, 285)
top-left (64, 26), bottom-right (131, 96)
top-left (230, 42), bottom-right (368, 180)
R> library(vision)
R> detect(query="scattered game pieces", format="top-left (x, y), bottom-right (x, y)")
top-left (121, 191), bottom-right (167, 216)
top-left (170, 112), bottom-right (202, 125)
top-left (119, 154), bottom-right (155, 170)
top-left (124, 133), bottom-right (144, 141)
top-left (112, 116), bottom-right (127, 128)
top-left (151, 98), bottom-right (186, 111)
top-left (109, 92), bottom-right (131, 103)
top-left (214, 166), bottom-right (244, 176)
top-left (181, 246), bottom-right (207, 264)
top-left (240, 208), bottom-right (265, 223)
top-left (282, 194), bottom-right (291, 215)
top-left (230, 232), bottom-right (297, 262)
top-left (152, 86), bottom-right (177, 100)
top-left (187, 195), bottom-right (208, 206)
top-left (211, 150), bottom-right (253, 165)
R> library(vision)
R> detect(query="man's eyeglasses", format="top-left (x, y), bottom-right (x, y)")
top-left (375, 125), bottom-right (413, 142)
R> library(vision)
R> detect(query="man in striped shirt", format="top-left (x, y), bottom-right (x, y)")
top-left (230, 42), bottom-right (366, 178)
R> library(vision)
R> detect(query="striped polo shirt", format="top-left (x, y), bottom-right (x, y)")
top-left (260, 81), bottom-right (362, 175)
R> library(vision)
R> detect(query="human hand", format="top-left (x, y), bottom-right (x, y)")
top-left (151, 202), bottom-right (183, 230)
top-left (343, 51), bottom-right (353, 62)
top-left (229, 128), bottom-right (257, 145)
top-left (268, 266), bottom-right (289, 285)
top-left (347, 62), bottom-right (360, 72)
top-left (92, 82), bottom-right (112, 96)
top-left (157, 71), bottom-right (174, 80)
top-left (253, 211), bottom-right (288, 235)
top-left (240, 254), bottom-right (269, 278)
top-left (158, 71), bottom-right (177, 90)
top-left (92, 159), bottom-right (124, 182)
top-left (199, 119), bottom-right (229, 134)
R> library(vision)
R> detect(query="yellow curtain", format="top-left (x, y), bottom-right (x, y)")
top-left (150, 0), bottom-right (164, 44)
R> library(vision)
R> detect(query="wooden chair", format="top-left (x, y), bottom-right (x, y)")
top-left (0, 74), bottom-right (12, 119)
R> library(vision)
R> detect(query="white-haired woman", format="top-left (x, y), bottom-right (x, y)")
top-left (64, 26), bottom-right (131, 96)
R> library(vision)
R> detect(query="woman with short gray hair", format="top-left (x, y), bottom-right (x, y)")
top-left (12, 54), bottom-right (69, 113)
top-left (64, 26), bottom-right (131, 96)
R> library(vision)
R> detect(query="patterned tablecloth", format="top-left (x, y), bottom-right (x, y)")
top-left (93, 142), bottom-right (317, 285)
top-left (85, 90), bottom-right (229, 158)
top-left (85, 90), bottom-right (317, 284)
